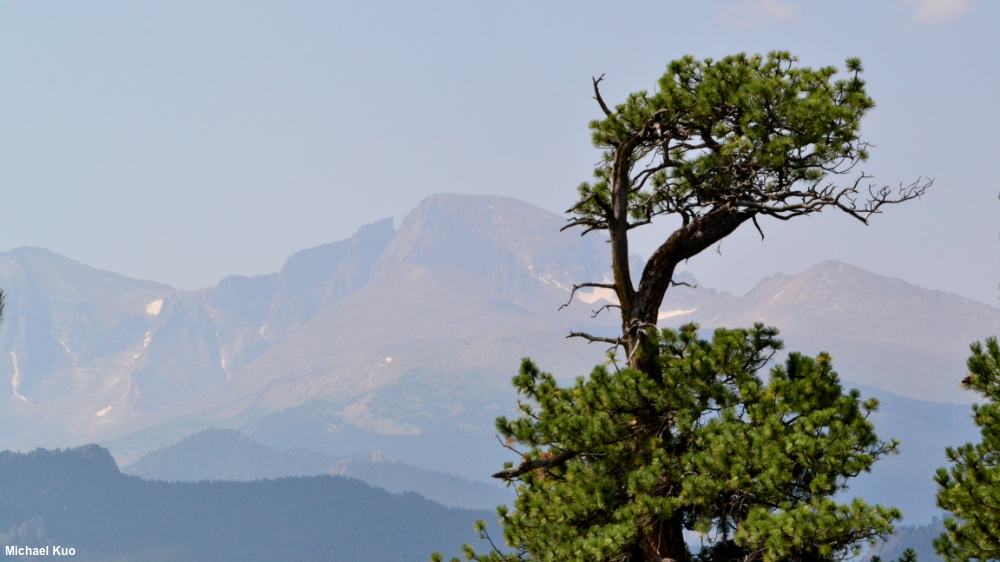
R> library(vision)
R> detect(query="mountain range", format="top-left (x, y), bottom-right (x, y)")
top-left (122, 428), bottom-right (513, 511)
top-left (659, 260), bottom-right (1000, 404)
top-left (0, 193), bottom-right (994, 526)
top-left (0, 444), bottom-right (490, 562)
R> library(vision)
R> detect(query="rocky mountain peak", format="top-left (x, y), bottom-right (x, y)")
top-left (372, 194), bottom-right (608, 314)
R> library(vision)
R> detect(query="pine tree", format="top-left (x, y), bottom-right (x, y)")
top-left (434, 325), bottom-right (902, 562)
top-left (562, 51), bottom-right (928, 383)
top-left (934, 337), bottom-right (1000, 562)
top-left (433, 51), bottom-right (928, 562)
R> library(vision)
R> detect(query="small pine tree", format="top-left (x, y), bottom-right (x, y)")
top-left (434, 324), bottom-right (902, 562)
top-left (934, 337), bottom-right (1000, 562)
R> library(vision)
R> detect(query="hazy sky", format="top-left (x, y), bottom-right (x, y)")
top-left (1, 1), bottom-right (997, 303)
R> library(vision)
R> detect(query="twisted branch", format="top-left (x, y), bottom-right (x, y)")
top-left (559, 282), bottom-right (616, 311)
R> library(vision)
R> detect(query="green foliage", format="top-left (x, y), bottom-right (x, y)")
top-left (436, 324), bottom-right (901, 562)
top-left (573, 51), bottom-right (874, 226)
top-left (934, 337), bottom-right (1000, 562)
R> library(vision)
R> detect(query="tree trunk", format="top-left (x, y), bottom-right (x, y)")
top-left (632, 514), bottom-right (688, 562)
top-left (608, 200), bottom-right (752, 562)
top-left (617, 207), bottom-right (754, 377)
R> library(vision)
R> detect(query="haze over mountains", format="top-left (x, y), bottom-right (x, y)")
top-left (660, 261), bottom-right (1000, 403)
top-left (0, 193), bottom-right (994, 524)
top-left (122, 428), bottom-right (513, 511)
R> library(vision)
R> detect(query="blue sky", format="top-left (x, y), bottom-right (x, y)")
top-left (1, 0), bottom-right (996, 303)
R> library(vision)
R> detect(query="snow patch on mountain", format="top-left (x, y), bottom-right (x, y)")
top-left (10, 351), bottom-right (26, 402)
top-left (146, 300), bottom-right (163, 315)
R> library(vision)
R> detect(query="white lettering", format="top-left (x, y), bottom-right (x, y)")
top-left (2, 544), bottom-right (76, 555)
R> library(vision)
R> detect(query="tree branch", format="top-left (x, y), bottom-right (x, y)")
top-left (593, 74), bottom-right (612, 117)
top-left (492, 450), bottom-right (578, 479)
top-left (751, 215), bottom-right (765, 240)
top-left (591, 303), bottom-right (621, 318)
top-left (567, 331), bottom-right (622, 346)
top-left (559, 282), bottom-right (617, 311)
top-left (566, 192), bottom-right (612, 216)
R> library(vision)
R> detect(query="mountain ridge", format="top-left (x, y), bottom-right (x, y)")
top-left (0, 194), bottom-right (993, 526)
top-left (0, 444), bottom-right (490, 562)
top-left (655, 260), bottom-right (998, 402)
top-left (121, 428), bottom-right (513, 510)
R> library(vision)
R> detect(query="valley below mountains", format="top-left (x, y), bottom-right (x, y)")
top-left (0, 193), bottom-right (994, 525)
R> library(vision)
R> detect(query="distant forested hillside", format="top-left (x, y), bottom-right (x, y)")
top-left (864, 522), bottom-right (945, 562)
top-left (121, 428), bottom-right (514, 511)
top-left (0, 445), bottom-right (490, 562)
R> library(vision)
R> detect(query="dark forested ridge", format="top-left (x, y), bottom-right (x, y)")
top-left (0, 445), bottom-right (491, 562)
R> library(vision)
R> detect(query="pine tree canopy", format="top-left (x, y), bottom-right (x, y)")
top-left (560, 52), bottom-right (928, 368)
top-left (434, 324), bottom-right (901, 562)
top-left (934, 337), bottom-right (1000, 562)
top-left (571, 51), bottom-right (879, 233)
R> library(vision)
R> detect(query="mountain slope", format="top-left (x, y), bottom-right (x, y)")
top-left (0, 218), bottom-right (401, 449)
top-left (122, 429), bottom-right (513, 510)
top-left (846, 385), bottom-right (979, 525)
top-left (0, 247), bottom-right (174, 445)
top-left (102, 195), bottom-right (619, 475)
top-left (657, 261), bottom-right (1000, 403)
top-left (863, 522), bottom-right (946, 562)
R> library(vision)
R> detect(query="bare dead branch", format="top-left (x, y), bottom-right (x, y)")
top-left (848, 177), bottom-right (932, 223)
top-left (591, 303), bottom-right (621, 318)
top-left (567, 331), bottom-right (622, 346)
top-left (627, 320), bottom-right (659, 334)
top-left (752, 215), bottom-right (765, 240)
top-left (492, 449), bottom-right (578, 479)
top-left (560, 218), bottom-right (607, 234)
top-left (559, 282), bottom-right (616, 311)
top-left (669, 279), bottom-right (696, 289)
top-left (730, 176), bottom-right (932, 225)
top-left (495, 434), bottom-right (525, 457)
top-left (592, 74), bottom-right (612, 117)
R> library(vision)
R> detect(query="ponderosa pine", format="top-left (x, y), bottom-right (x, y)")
top-left (433, 51), bottom-right (929, 562)
top-left (934, 338), bottom-right (1000, 562)
top-left (433, 325), bottom-right (902, 562)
